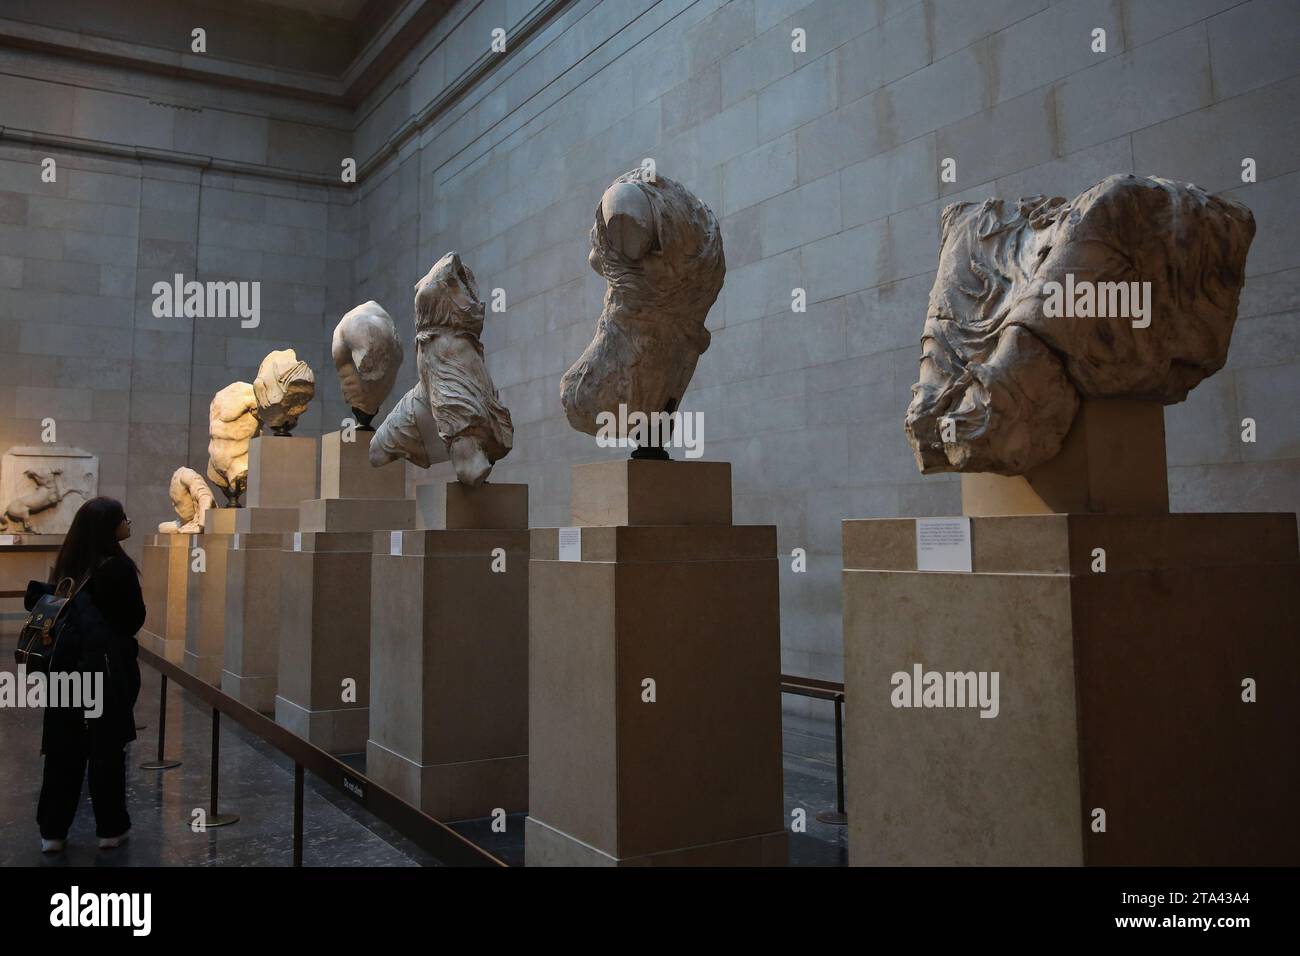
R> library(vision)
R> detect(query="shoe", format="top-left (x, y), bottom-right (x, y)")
top-left (98, 829), bottom-right (130, 849)
top-left (40, 838), bottom-right (66, 853)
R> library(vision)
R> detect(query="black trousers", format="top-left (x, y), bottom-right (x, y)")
top-left (37, 746), bottom-right (131, 840)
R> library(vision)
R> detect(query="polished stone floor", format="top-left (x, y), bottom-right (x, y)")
top-left (0, 662), bottom-right (847, 867)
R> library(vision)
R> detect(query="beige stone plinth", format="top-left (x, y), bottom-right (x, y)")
top-left (183, 533), bottom-right (230, 684)
top-left (275, 531), bottom-right (373, 754)
top-left (569, 459), bottom-right (732, 526)
top-left (299, 497), bottom-right (415, 534)
top-left (221, 532), bottom-right (286, 713)
top-left (526, 522), bottom-right (786, 866)
top-left (416, 481), bottom-right (529, 530)
top-left (0, 534), bottom-right (60, 639)
top-left (203, 506), bottom-right (299, 534)
top-left (367, 523), bottom-right (529, 821)
top-left (321, 430), bottom-right (405, 499)
top-left (961, 399), bottom-right (1169, 515)
top-left (140, 534), bottom-right (188, 662)
top-left (841, 513), bottom-right (1300, 866)
top-left (246, 435), bottom-right (317, 508)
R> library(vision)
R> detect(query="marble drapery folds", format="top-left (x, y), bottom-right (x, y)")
top-left (560, 170), bottom-right (725, 446)
top-left (904, 174), bottom-right (1255, 475)
top-left (369, 253), bottom-right (513, 485)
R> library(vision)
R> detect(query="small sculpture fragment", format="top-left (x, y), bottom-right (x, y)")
top-left (207, 381), bottom-right (260, 507)
top-left (369, 252), bottom-right (512, 486)
top-left (158, 467), bottom-right (216, 534)
top-left (332, 301), bottom-right (403, 430)
top-left (254, 349), bottom-right (315, 436)
top-left (559, 170), bottom-right (725, 456)
top-left (904, 174), bottom-right (1255, 475)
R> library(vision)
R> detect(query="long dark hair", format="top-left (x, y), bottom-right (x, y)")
top-left (51, 496), bottom-right (137, 584)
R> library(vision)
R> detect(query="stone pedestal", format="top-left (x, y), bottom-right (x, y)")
top-left (274, 432), bottom-right (416, 751)
top-left (246, 434), bottom-right (317, 508)
top-left (841, 513), bottom-right (1300, 865)
top-left (415, 480), bottom-right (529, 530)
top-left (961, 399), bottom-right (1169, 516)
top-left (368, 483), bottom-right (529, 821)
top-left (203, 507), bottom-right (299, 535)
top-left (221, 532), bottom-right (285, 713)
top-left (526, 460), bottom-right (786, 866)
top-left (183, 533), bottom-right (230, 684)
top-left (196, 505), bottom-right (298, 696)
top-left (140, 533), bottom-right (188, 662)
top-left (275, 531), bottom-right (374, 753)
top-left (299, 432), bottom-right (414, 558)
top-left (568, 458), bottom-right (733, 526)
top-left (0, 533), bottom-right (60, 638)
top-left (320, 430), bottom-right (405, 499)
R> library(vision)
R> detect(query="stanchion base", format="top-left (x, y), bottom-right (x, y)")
top-left (140, 759), bottom-right (182, 770)
top-left (816, 810), bottom-right (848, 826)
top-left (204, 813), bottom-right (240, 828)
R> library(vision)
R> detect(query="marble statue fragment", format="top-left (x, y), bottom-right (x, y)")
top-left (368, 379), bottom-right (447, 470)
top-left (332, 301), bottom-right (403, 430)
top-left (0, 447), bottom-right (97, 534)
top-left (254, 348), bottom-right (315, 436)
top-left (904, 174), bottom-right (1255, 475)
top-left (369, 252), bottom-right (512, 486)
top-left (158, 467), bottom-right (215, 534)
top-left (207, 381), bottom-right (260, 507)
top-left (560, 170), bottom-right (725, 455)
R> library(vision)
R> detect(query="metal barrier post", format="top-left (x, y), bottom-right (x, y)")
top-left (816, 693), bottom-right (847, 825)
top-left (293, 764), bottom-right (304, 867)
top-left (133, 645), bottom-right (503, 866)
top-left (139, 673), bottom-right (181, 770)
top-left (204, 706), bottom-right (239, 828)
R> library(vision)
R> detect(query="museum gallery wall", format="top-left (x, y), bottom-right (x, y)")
top-left (1, 0), bottom-right (1298, 866)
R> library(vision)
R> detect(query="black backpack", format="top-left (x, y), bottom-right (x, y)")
top-left (14, 563), bottom-right (108, 676)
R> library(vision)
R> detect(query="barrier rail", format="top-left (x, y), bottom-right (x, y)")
top-left (136, 645), bottom-right (505, 867)
top-left (780, 674), bottom-right (846, 825)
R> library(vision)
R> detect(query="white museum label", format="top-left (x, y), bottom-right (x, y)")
top-left (293, 531), bottom-right (302, 552)
top-left (558, 527), bottom-right (582, 562)
top-left (390, 530), bottom-right (402, 556)
top-left (232, 533), bottom-right (240, 551)
top-left (0, 535), bottom-right (14, 547)
top-left (916, 517), bottom-right (972, 572)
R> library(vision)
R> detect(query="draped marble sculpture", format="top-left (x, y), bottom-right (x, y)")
top-left (332, 301), bottom-right (403, 430)
top-left (904, 174), bottom-right (1255, 475)
top-left (254, 349), bottom-right (315, 436)
top-left (207, 381), bottom-right (260, 507)
top-left (369, 253), bottom-right (513, 485)
top-left (158, 467), bottom-right (215, 533)
top-left (559, 170), bottom-right (725, 456)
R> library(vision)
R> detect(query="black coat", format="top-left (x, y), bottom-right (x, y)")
top-left (25, 556), bottom-right (145, 756)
